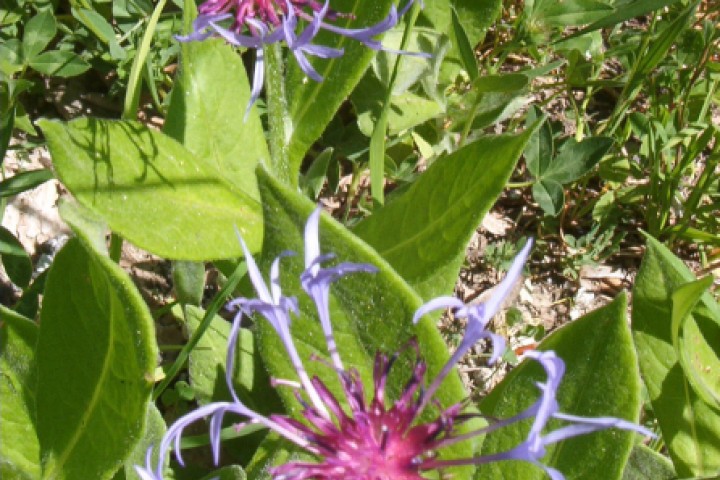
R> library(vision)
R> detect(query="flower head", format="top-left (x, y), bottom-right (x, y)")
top-left (137, 208), bottom-right (652, 480)
top-left (177, 0), bottom-right (425, 116)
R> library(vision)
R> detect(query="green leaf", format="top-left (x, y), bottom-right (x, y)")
top-left (0, 169), bottom-right (54, 198)
top-left (478, 294), bottom-right (642, 480)
top-left (0, 306), bottom-right (40, 480)
top-left (532, 178), bottom-right (565, 217)
top-left (542, 136), bottom-right (613, 184)
top-left (172, 262), bottom-right (205, 307)
top-left (420, 0), bottom-right (501, 67)
top-left (29, 50), bottom-right (90, 77)
top-left (300, 147), bottom-right (333, 200)
top-left (449, 74), bottom-right (530, 132)
top-left (36, 238), bottom-right (158, 479)
top-left (0, 225), bottom-right (32, 288)
top-left (353, 129), bottom-right (533, 299)
top-left (164, 38), bottom-right (267, 203)
top-left (354, 74), bottom-right (442, 137)
top-left (524, 107), bottom-right (552, 178)
top-left (0, 104), bottom-right (15, 167)
top-left (255, 167), bottom-right (473, 475)
top-left (622, 444), bottom-right (676, 480)
top-left (181, 305), bottom-right (281, 414)
top-left (271, 0), bottom-right (401, 186)
top-left (116, 403), bottom-right (167, 480)
top-left (632, 235), bottom-right (720, 477)
top-left (58, 199), bottom-right (109, 256)
top-left (199, 465), bottom-right (245, 480)
top-left (671, 276), bottom-right (720, 408)
top-left (625, 3), bottom-right (696, 100)
top-left (561, 0), bottom-right (683, 42)
top-left (39, 118), bottom-right (262, 260)
top-left (71, 8), bottom-right (126, 61)
top-left (451, 6), bottom-right (479, 80)
top-left (0, 39), bottom-right (23, 75)
top-left (531, 0), bottom-right (613, 27)
top-left (22, 10), bottom-right (56, 60)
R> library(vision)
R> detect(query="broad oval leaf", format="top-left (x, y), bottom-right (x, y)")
top-left (478, 294), bottom-right (642, 480)
top-left (36, 238), bottom-right (158, 479)
top-left (633, 235), bottom-right (720, 477)
top-left (353, 129), bottom-right (533, 299)
top-left (39, 118), bottom-right (262, 260)
top-left (0, 306), bottom-right (40, 480)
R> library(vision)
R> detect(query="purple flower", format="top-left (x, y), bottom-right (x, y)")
top-left (177, 0), bottom-right (425, 116)
top-left (136, 208), bottom-right (652, 480)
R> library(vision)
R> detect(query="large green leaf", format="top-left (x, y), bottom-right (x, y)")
top-left (266, 0), bottom-right (400, 186)
top-left (353, 129), bottom-right (533, 299)
top-left (36, 238), bottom-right (158, 479)
top-left (632, 236), bottom-right (720, 477)
top-left (478, 294), bottom-right (642, 480)
top-left (39, 118), bottom-right (262, 260)
top-left (164, 38), bottom-right (268, 204)
top-left (0, 306), bottom-right (39, 479)
top-left (255, 167), bottom-right (473, 474)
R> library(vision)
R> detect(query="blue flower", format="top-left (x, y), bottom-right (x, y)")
top-left (177, 0), bottom-right (424, 116)
top-left (136, 208), bottom-right (652, 480)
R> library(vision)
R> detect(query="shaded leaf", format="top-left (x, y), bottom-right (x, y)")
top-left (29, 51), bottom-right (90, 77)
top-left (0, 226), bottom-right (32, 288)
top-left (36, 238), bottom-right (158, 479)
top-left (0, 169), bottom-right (54, 198)
top-left (0, 306), bottom-right (39, 480)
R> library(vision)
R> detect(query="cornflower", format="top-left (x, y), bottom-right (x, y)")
top-left (177, 0), bottom-right (424, 116)
top-left (136, 208), bottom-right (652, 480)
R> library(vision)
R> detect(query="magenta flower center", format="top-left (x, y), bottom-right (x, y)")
top-left (199, 0), bottom-right (347, 31)
top-left (269, 349), bottom-right (461, 480)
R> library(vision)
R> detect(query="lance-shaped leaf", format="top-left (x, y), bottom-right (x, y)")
top-left (478, 294), bottom-right (642, 480)
top-left (633, 235), bottom-right (720, 477)
top-left (353, 129), bottom-right (534, 299)
top-left (36, 238), bottom-right (158, 479)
